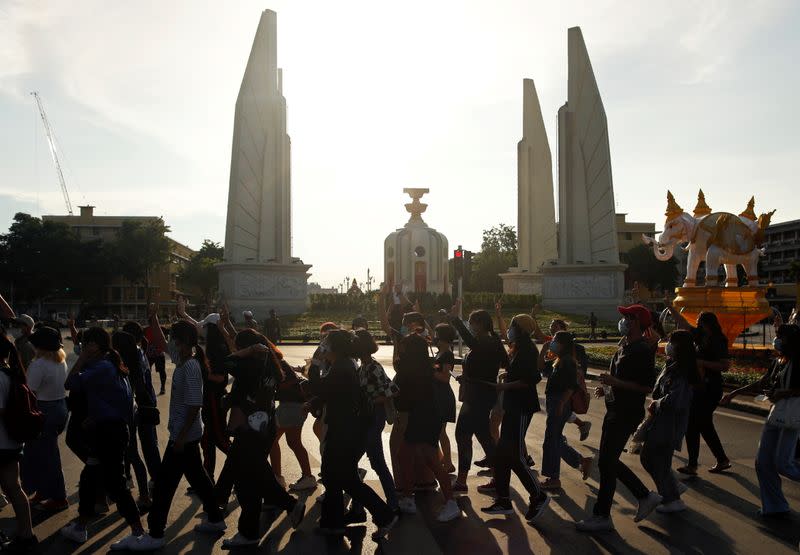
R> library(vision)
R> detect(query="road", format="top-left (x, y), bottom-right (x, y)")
top-left (7, 344), bottom-right (799, 554)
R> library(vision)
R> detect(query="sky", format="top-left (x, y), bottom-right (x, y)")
top-left (1, 0), bottom-right (798, 289)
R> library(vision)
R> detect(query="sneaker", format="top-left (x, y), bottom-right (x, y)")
top-left (289, 500), bottom-right (306, 528)
top-left (128, 534), bottom-right (166, 551)
top-left (2, 535), bottom-right (38, 554)
top-left (676, 479), bottom-right (688, 495)
top-left (634, 491), bottom-right (663, 523)
top-left (222, 533), bottom-right (260, 549)
top-left (676, 465), bottom-right (698, 476)
top-left (61, 522), bottom-right (88, 544)
top-left (580, 457), bottom-right (593, 481)
top-left (289, 475), bottom-right (317, 491)
top-left (525, 493), bottom-right (550, 522)
top-left (578, 421), bottom-right (593, 442)
top-left (450, 480), bottom-right (468, 495)
top-left (476, 479), bottom-right (496, 495)
top-left (357, 468), bottom-right (368, 481)
top-left (708, 460), bottom-right (732, 474)
top-left (481, 498), bottom-right (514, 515)
top-left (371, 515), bottom-right (399, 541)
top-left (656, 499), bottom-right (687, 513)
top-left (37, 498), bottom-right (69, 512)
top-left (343, 507), bottom-right (367, 525)
top-left (576, 515), bottom-right (615, 532)
top-left (436, 499), bottom-right (461, 522)
top-left (194, 518), bottom-right (227, 533)
top-left (110, 533), bottom-right (143, 551)
top-left (474, 457), bottom-right (492, 469)
top-left (540, 478), bottom-right (561, 490)
top-left (398, 497), bottom-right (417, 515)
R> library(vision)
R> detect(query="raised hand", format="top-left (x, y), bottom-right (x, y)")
top-left (450, 298), bottom-right (462, 318)
top-left (494, 298), bottom-right (502, 316)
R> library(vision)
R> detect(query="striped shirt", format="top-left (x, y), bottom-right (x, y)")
top-left (168, 357), bottom-right (204, 442)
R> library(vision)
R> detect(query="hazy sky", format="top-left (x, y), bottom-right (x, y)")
top-left (1, 0), bottom-right (798, 289)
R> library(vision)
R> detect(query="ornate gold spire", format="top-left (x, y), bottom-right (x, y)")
top-left (739, 196), bottom-right (756, 220)
top-left (665, 190), bottom-right (683, 219)
top-left (693, 189), bottom-right (712, 217)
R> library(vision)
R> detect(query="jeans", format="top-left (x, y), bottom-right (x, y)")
top-left (541, 394), bottom-right (582, 480)
top-left (456, 400), bottom-right (495, 475)
top-left (137, 418), bottom-right (161, 483)
top-left (148, 440), bottom-right (223, 538)
top-left (231, 428), bottom-right (296, 540)
top-left (686, 394), bottom-right (727, 466)
top-left (321, 428), bottom-right (393, 529)
top-left (78, 420), bottom-right (140, 525)
top-left (755, 423), bottom-right (800, 514)
top-left (126, 419), bottom-right (148, 495)
top-left (593, 413), bottom-right (649, 517)
top-left (351, 405), bottom-right (398, 512)
top-left (641, 441), bottom-right (680, 503)
top-left (494, 409), bottom-right (542, 500)
top-left (21, 398), bottom-right (68, 499)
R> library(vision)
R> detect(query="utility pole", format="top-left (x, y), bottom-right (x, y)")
top-left (454, 245), bottom-right (464, 357)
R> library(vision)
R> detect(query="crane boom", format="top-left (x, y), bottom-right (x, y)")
top-left (31, 91), bottom-right (73, 215)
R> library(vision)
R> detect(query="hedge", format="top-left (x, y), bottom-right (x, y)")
top-left (308, 292), bottom-right (540, 314)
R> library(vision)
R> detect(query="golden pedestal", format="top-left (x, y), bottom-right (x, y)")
top-left (672, 286), bottom-right (770, 347)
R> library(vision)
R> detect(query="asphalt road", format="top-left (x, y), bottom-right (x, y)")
top-left (5, 344), bottom-right (799, 554)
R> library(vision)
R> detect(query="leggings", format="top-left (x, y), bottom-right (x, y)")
top-left (455, 401), bottom-right (495, 475)
top-left (686, 394), bottom-right (727, 467)
top-left (494, 409), bottom-right (542, 500)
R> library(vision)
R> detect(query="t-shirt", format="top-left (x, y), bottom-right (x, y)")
top-left (606, 338), bottom-right (657, 423)
top-left (144, 326), bottom-right (165, 357)
top-left (693, 329), bottom-right (728, 401)
top-left (26, 358), bottom-right (68, 401)
top-left (450, 317), bottom-right (508, 406)
top-left (137, 348), bottom-right (157, 406)
top-left (545, 357), bottom-right (578, 397)
top-left (0, 369), bottom-right (21, 450)
top-left (503, 338), bottom-right (541, 413)
top-left (168, 358), bottom-right (204, 442)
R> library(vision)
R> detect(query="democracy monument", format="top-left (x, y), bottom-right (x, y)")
top-left (217, 10), bottom-right (311, 315)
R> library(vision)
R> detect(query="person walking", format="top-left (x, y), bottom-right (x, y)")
top-left (20, 326), bottom-right (69, 511)
top-left (538, 331), bottom-right (593, 491)
top-left (144, 319), bottom-right (167, 396)
top-left (576, 305), bottom-right (661, 532)
top-left (481, 314), bottom-right (550, 522)
top-left (265, 309), bottom-right (282, 345)
top-left (433, 324), bottom-right (457, 474)
top-left (722, 323), bottom-right (800, 517)
top-left (60, 327), bottom-right (145, 547)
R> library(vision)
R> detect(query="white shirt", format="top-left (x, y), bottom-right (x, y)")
top-left (26, 358), bottom-right (68, 401)
top-left (0, 370), bottom-right (21, 450)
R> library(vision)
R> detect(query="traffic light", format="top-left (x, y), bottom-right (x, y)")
top-left (453, 247), bottom-right (464, 281)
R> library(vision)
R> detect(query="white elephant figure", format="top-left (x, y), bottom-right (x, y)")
top-left (642, 191), bottom-right (774, 288)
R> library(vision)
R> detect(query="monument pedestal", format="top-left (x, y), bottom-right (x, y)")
top-left (541, 263), bottom-right (626, 320)
top-left (217, 262), bottom-right (311, 317)
top-left (500, 269), bottom-right (544, 296)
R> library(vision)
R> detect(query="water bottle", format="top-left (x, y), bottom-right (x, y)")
top-left (603, 384), bottom-right (615, 403)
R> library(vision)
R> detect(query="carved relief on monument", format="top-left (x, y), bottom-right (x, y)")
top-left (236, 271), bottom-right (306, 299)
top-left (543, 273), bottom-right (616, 299)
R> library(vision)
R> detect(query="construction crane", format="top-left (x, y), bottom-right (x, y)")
top-left (31, 91), bottom-right (74, 215)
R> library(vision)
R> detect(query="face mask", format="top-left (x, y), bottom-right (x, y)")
top-left (507, 327), bottom-right (519, 344)
top-left (419, 329), bottom-right (430, 339)
top-left (618, 318), bottom-right (630, 336)
top-left (665, 343), bottom-right (676, 359)
top-left (549, 340), bottom-right (560, 355)
top-left (73, 344), bottom-right (82, 356)
top-left (9, 329), bottom-right (22, 340)
top-left (166, 340), bottom-right (182, 365)
top-left (400, 325), bottom-right (409, 336)
top-left (773, 337), bottom-right (785, 353)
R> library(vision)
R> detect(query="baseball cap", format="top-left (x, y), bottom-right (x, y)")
top-left (13, 314), bottom-right (35, 329)
top-left (198, 313), bottom-right (221, 327)
top-left (29, 326), bottom-right (62, 351)
top-left (618, 304), bottom-right (653, 328)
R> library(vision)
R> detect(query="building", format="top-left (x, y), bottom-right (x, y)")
top-left (762, 218), bottom-right (800, 305)
top-left (616, 213), bottom-right (656, 255)
top-left (43, 205), bottom-right (194, 319)
top-left (384, 189), bottom-right (449, 294)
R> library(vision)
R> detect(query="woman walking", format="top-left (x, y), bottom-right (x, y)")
top-left (433, 324), bottom-right (457, 474)
top-left (21, 326), bottom-right (69, 511)
top-left (272, 358), bottom-right (316, 492)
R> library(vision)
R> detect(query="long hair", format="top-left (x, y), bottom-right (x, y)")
top-left (668, 329), bottom-right (699, 385)
top-left (0, 334), bottom-right (27, 383)
top-left (468, 310), bottom-right (494, 335)
top-left (353, 329), bottom-right (379, 358)
top-left (205, 323), bottom-right (231, 370)
top-left (552, 330), bottom-right (575, 369)
top-left (112, 331), bottom-right (140, 378)
top-left (36, 348), bottom-right (66, 364)
top-left (697, 312), bottom-right (727, 345)
top-left (170, 320), bottom-right (208, 373)
top-left (82, 326), bottom-right (127, 376)
top-left (234, 328), bottom-right (284, 380)
top-left (122, 320), bottom-right (149, 355)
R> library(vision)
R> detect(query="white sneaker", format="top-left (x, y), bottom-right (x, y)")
top-left (656, 499), bottom-right (687, 513)
top-left (289, 475), bottom-right (318, 491)
top-left (110, 533), bottom-right (143, 551)
top-left (436, 499), bottom-right (461, 522)
top-left (398, 496), bottom-right (417, 515)
top-left (576, 515), bottom-right (615, 532)
top-left (61, 522), bottom-right (88, 544)
top-left (634, 491), bottom-right (663, 522)
top-left (221, 532), bottom-right (260, 549)
top-left (194, 517), bottom-right (227, 533)
top-left (127, 534), bottom-right (166, 551)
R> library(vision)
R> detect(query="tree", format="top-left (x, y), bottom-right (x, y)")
top-left (110, 219), bottom-right (171, 303)
top-left (180, 240), bottom-right (224, 311)
top-left (624, 244), bottom-right (679, 293)
top-left (467, 224), bottom-right (518, 292)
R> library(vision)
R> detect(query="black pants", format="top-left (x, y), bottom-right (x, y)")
top-left (321, 429), bottom-right (393, 529)
top-left (201, 392), bottom-right (230, 477)
top-left (686, 394), bottom-right (727, 467)
top-left (231, 429), bottom-right (296, 540)
top-left (455, 400), bottom-right (496, 475)
top-left (78, 420), bottom-right (140, 525)
top-left (494, 409), bottom-right (541, 500)
top-left (149, 355), bottom-right (167, 392)
top-left (147, 440), bottom-right (223, 538)
top-left (593, 414), bottom-right (649, 518)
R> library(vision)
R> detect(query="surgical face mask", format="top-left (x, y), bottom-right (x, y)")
top-left (418, 328), bottom-right (430, 339)
top-left (773, 337), bottom-right (785, 353)
top-left (400, 325), bottom-right (409, 337)
top-left (166, 339), bottom-right (182, 365)
top-left (549, 340), bottom-right (561, 355)
top-left (665, 343), bottom-right (676, 359)
top-left (618, 318), bottom-right (631, 336)
top-left (507, 327), bottom-right (519, 344)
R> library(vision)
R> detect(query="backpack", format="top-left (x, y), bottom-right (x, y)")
top-left (1, 368), bottom-right (44, 443)
top-left (571, 370), bottom-right (591, 415)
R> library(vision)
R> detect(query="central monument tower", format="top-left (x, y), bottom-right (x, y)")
top-left (217, 10), bottom-right (311, 315)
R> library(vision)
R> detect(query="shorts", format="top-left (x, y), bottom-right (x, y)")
top-left (0, 448), bottom-right (23, 465)
top-left (276, 401), bottom-right (308, 429)
top-left (405, 405), bottom-right (444, 447)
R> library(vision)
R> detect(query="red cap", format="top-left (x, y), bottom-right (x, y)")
top-left (618, 304), bottom-right (653, 328)
top-left (319, 322), bottom-right (339, 333)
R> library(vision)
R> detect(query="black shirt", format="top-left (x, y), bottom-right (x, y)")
top-left (607, 338), bottom-right (657, 423)
top-left (693, 328), bottom-right (728, 401)
top-left (545, 357), bottom-right (578, 397)
top-left (504, 337), bottom-right (541, 413)
top-left (450, 317), bottom-right (508, 405)
top-left (309, 357), bottom-right (366, 432)
top-left (223, 353), bottom-right (281, 416)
